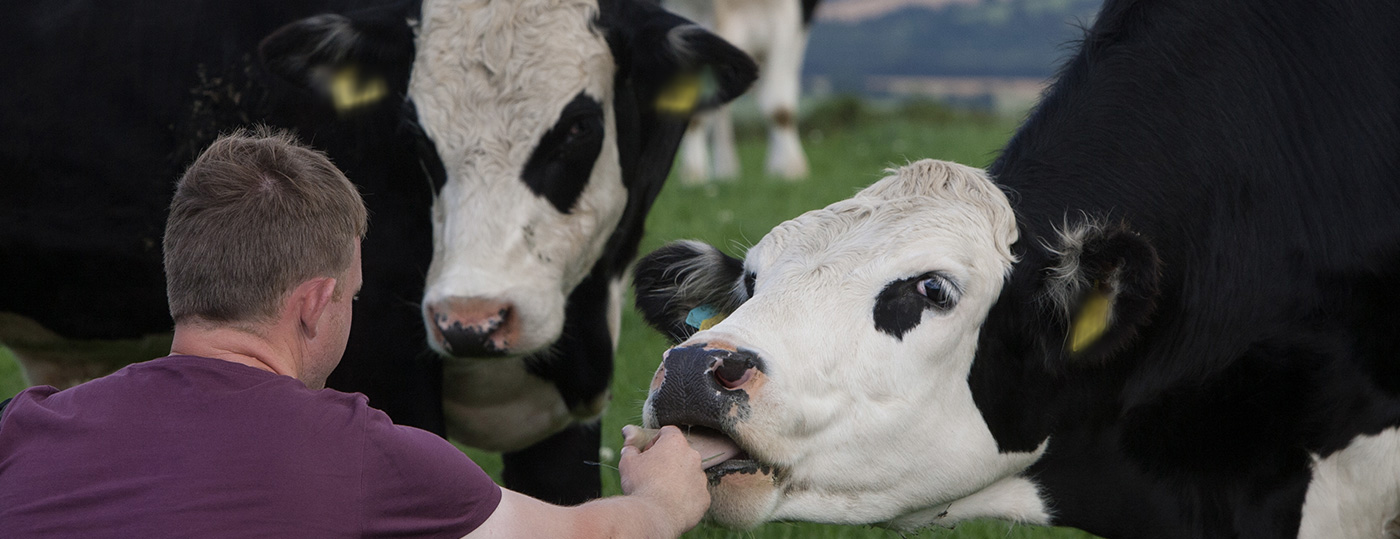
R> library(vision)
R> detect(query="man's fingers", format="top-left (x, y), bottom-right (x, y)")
top-left (652, 425), bottom-right (689, 451)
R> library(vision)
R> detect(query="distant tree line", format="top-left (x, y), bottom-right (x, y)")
top-left (804, 0), bottom-right (1103, 93)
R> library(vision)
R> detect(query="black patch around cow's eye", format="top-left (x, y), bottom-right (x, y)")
top-left (522, 92), bottom-right (606, 213)
top-left (873, 272), bottom-right (961, 340)
top-left (743, 271), bottom-right (756, 298)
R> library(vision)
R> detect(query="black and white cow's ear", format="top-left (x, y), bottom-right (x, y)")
top-left (604, 3), bottom-right (758, 119)
top-left (258, 5), bottom-right (416, 117)
top-left (1040, 221), bottom-right (1161, 363)
top-left (591, 4), bottom-right (757, 277)
top-left (633, 241), bottom-right (749, 343)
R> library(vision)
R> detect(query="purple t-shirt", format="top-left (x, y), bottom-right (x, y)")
top-left (0, 355), bottom-right (501, 538)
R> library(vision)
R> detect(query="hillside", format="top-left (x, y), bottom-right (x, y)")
top-left (804, 0), bottom-right (1103, 94)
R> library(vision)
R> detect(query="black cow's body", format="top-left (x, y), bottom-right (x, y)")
top-left (1, 0), bottom-right (754, 505)
top-left (975, 0), bottom-right (1400, 535)
top-left (631, 0), bottom-right (1400, 536)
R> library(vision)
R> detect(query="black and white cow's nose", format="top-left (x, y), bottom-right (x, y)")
top-left (650, 342), bottom-right (767, 428)
top-left (425, 297), bottom-right (517, 357)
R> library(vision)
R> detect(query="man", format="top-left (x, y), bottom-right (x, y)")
top-left (0, 128), bottom-right (709, 538)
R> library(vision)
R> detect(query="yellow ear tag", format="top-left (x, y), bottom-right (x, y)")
top-left (328, 66), bottom-right (388, 113)
top-left (655, 72), bottom-right (701, 115)
top-left (1069, 291), bottom-right (1112, 353)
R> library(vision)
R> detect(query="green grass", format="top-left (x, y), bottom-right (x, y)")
top-left (0, 99), bottom-right (1098, 538)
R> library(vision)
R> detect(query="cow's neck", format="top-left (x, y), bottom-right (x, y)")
top-left (882, 473), bottom-right (1052, 530)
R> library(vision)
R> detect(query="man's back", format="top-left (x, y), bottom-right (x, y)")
top-left (0, 355), bottom-right (499, 538)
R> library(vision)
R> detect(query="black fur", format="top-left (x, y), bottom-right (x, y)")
top-left (966, 0), bottom-right (1400, 536)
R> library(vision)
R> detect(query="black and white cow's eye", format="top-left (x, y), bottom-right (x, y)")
top-left (559, 115), bottom-right (601, 150)
top-left (915, 274), bottom-right (958, 310)
top-left (874, 272), bottom-right (960, 340)
top-left (522, 92), bottom-right (605, 213)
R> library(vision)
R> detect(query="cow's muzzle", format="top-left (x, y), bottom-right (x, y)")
top-left (424, 297), bottom-right (518, 358)
top-left (649, 342), bottom-right (766, 432)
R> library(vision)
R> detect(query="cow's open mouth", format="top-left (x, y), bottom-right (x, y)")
top-left (676, 426), bottom-right (770, 478)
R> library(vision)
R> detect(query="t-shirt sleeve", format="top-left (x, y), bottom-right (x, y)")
top-left (359, 408), bottom-right (502, 538)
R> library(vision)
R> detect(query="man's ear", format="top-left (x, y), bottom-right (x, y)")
top-left (1039, 221), bottom-right (1161, 363)
top-left (258, 5), bottom-right (415, 117)
top-left (633, 241), bottom-right (749, 343)
top-left (295, 277), bottom-right (339, 338)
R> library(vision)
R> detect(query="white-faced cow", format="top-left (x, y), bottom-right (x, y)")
top-left (0, 0), bottom-right (755, 505)
top-left (664, 0), bottom-right (819, 182)
top-left (632, 0), bottom-right (1400, 536)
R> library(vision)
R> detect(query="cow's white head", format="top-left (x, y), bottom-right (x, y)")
top-left (408, 0), bottom-right (755, 358)
top-left (633, 159), bottom-right (1162, 529)
top-left (258, 0), bottom-right (755, 359)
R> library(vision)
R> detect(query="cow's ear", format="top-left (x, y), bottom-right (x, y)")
top-left (600, 1), bottom-right (757, 120)
top-left (633, 241), bottom-right (749, 343)
top-left (1040, 221), bottom-right (1161, 363)
top-left (258, 7), bottom-right (415, 117)
top-left (615, 9), bottom-right (758, 118)
top-left (592, 5), bottom-right (757, 276)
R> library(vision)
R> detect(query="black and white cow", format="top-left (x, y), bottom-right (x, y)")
top-left (632, 0), bottom-right (1400, 536)
top-left (665, 0), bottom-right (820, 182)
top-left (0, 0), bottom-right (755, 504)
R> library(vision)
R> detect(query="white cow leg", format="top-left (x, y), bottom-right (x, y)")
top-left (758, 27), bottom-right (809, 180)
top-left (711, 103), bottom-right (740, 180)
top-left (765, 115), bottom-right (807, 181)
top-left (679, 114), bottom-right (713, 184)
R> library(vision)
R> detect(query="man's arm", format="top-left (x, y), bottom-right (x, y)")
top-left (466, 426), bottom-right (710, 538)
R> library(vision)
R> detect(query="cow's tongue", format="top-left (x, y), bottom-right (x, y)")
top-left (624, 426), bottom-right (744, 469)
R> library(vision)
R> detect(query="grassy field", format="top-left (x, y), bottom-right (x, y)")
top-left (1, 99), bottom-right (1099, 539)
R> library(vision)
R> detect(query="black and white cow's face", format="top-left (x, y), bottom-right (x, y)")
top-left (407, 0), bottom-right (754, 359)
top-left (634, 160), bottom-right (1040, 527)
top-left (260, 0), bottom-right (755, 361)
top-left (636, 159), bottom-right (1161, 528)
top-left (412, 0), bottom-right (625, 357)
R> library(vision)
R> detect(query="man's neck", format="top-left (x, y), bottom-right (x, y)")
top-left (170, 320), bottom-right (303, 384)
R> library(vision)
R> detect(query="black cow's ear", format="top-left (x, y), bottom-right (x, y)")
top-left (590, 4), bottom-right (757, 277)
top-left (1040, 222), bottom-right (1161, 362)
top-left (258, 7), bottom-right (415, 117)
top-left (604, 3), bottom-right (758, 119)
top-left (633, 241), bottom-right (748, 343)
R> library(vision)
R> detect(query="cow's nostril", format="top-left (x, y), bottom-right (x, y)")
top-left (712, 354), bottom-right (754, 389)
top-left (426, 297), bottom-right (514, 357)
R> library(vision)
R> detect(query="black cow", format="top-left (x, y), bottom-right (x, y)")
top-left (630, 0), bottom-right (1400, 536)
top-left (0, 0), bottom-right (755, 505)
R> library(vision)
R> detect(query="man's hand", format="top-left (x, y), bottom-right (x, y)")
top-left (619, 425), bottom-right (711, 534)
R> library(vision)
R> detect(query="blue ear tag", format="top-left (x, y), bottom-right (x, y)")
top-left (685, 304), bottom-right (725, 330)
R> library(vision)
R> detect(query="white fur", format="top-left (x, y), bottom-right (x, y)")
top-left (667, 0), bottom-right (810, 182)
top-left (410, 0), bottom-right (626, 450)
top-left (883, 473), bottom-right (1052, 530)
top-left (1299, 426), bottom-right (1400, 539)
top-left (646, 160), bottom-right (1041, 526)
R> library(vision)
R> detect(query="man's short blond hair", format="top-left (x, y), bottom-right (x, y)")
top-left (164, 127), bottom-right (368, 325)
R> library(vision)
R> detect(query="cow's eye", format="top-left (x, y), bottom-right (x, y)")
top-left (916, 275), bottom-right (957, 310)
top-left (559, 115), bottom-right (601, 149)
